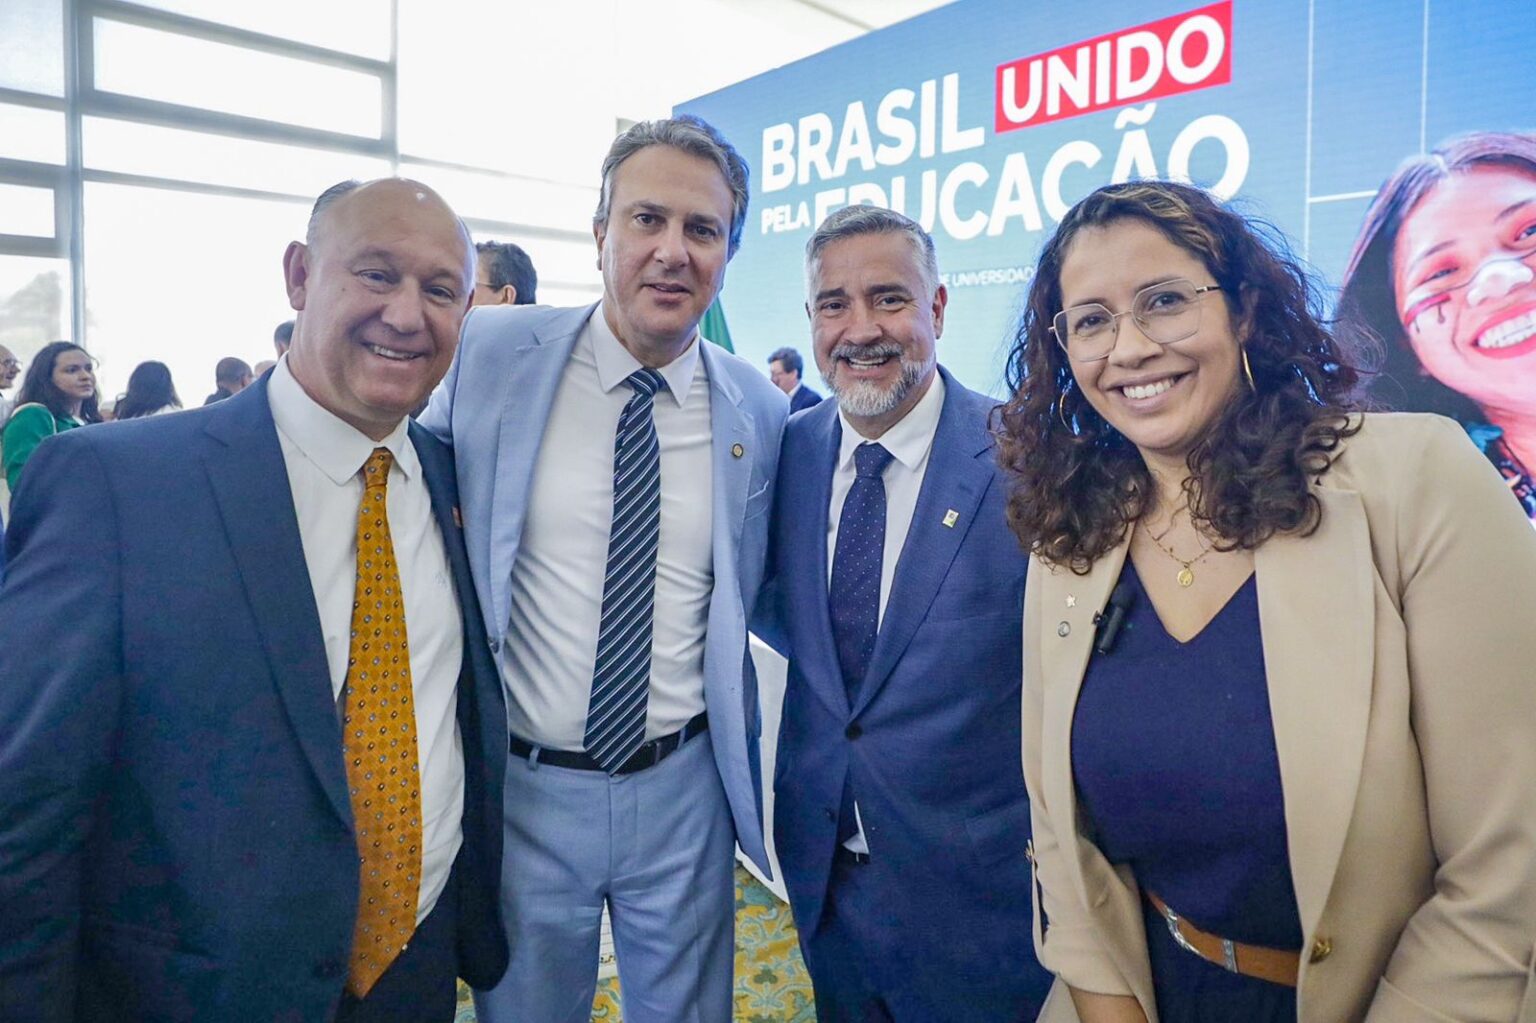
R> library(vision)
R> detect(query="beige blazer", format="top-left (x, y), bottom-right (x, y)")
top-left (1023, 414), bottom-right (1536, 1023)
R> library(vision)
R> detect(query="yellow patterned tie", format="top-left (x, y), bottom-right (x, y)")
top-left (342, 447), bottom-right (422, 997)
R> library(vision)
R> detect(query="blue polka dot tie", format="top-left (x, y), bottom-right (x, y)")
top-left (830, 442), bottom-right (895, 701)
top-left (829, 442), bottom-right (893, 843)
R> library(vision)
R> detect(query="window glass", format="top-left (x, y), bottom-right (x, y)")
top-left (85, 118), bottom-right (391, 197)
top-left (0, 183), bottom-right (56, 239)
top-left (396, 0), bottom-right (610, 179)
top-left (125, 0), bottom-right (391, 59)
top-left (0, 104), bottom-right (67, 165)
top-left (93, 18), bottom-right (383, 138)
top-left (537, 285), bottom-right (604, 308)
top-left (399, 161), bottom-right (599, 235)
top-left (84, 183), bottom-right (304, 399)
top-left (0, 0), bottom-right (65, 97)
top-left (0, 256), bottom-right (71, 376)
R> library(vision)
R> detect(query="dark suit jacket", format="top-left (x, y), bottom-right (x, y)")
top-left (788, 383), bottom-right (823, 414)
top-left (0, 378), bottom-right (508, 1021)
top-left (760, 367), bottom-right (1051, 1021)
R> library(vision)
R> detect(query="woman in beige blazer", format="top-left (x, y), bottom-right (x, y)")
top-left (995, 181), bottom-right (1536, 1023)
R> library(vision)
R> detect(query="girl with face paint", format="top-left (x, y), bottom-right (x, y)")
top-left (1339, 131), bottom-right (1536, 521)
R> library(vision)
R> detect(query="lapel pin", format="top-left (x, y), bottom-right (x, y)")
top-left (942, 509), bottom-right (959, 528)
top-left (452, 507), bottom-right (463, 529)
top-left (731, 443), bottom-right (745, 458)
top-left (1066, 595), bottom-right (1076, 608)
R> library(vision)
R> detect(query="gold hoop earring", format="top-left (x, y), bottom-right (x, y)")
top-left (1241, 348), bottom-right (1256, 394)
top-left (1057, 390), bottom-right (1072, 430)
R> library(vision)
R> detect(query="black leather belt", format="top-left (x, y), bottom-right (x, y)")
top-left (509, 712), bottom-right (708, 775)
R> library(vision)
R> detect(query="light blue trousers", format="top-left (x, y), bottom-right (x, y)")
top-left (472, 731), bottom-right (736, 1023)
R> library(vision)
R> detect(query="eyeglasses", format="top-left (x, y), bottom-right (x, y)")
top-left (0, 359), bottom-right (19, 370)
top-left (1052, 279), bottom-right (1223, 362)
top-left (1400, 247), bottom-right (1536, 329)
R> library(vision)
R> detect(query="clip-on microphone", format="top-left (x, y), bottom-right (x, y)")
top-left (1092, 581), bottom-right (1134, 655)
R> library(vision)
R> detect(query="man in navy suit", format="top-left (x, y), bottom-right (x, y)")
top-left (769, 345), bottom-right (823, 413)
top-left (0, 179), bottom-right (508, 1021)
top-left (758, 205), bottom-right (1052, 1021)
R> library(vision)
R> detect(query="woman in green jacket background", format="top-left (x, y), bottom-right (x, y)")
top-left (3, 341), bottom-right (102, 491)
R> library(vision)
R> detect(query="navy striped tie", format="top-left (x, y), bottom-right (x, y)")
top-left (585, 367), bottom-right (666, 773)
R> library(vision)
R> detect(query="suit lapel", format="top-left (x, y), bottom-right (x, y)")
top-left (411, 423), bottom-right (474, 617)
top-left (1034, 538), bottom-right (1151, 1001)
top-left (485, 304), bottom-right (591, 636)
top-left (853, 380), bottom-right (992, 714)
top-left (1256, 487), bottom-right (1375, 938)
top-left (797, 403), bottom-right (849, 716)
top-left (201, 381), bottom-right (351, 827)
top-left (698, 341), bottom-right (755, 565)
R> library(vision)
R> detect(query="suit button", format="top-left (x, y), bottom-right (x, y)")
top-left (845, 724), bottom-right (862, 740)
top-left (1309, 937), bottom-right (1332, 963)
top-left (313, 959), bottom-right (343, 979)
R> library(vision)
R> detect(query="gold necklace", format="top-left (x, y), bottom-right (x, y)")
top-left (1143, 523), bottom-right (1213, 588)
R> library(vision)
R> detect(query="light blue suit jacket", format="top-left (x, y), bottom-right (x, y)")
top-left (419, 302), bottom-right (787, 870)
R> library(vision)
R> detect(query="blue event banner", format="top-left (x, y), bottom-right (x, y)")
top-left (677, 0), bottom-right (1536, 400)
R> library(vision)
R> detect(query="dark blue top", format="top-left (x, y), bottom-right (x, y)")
top-left (1071, 560), bottom-right (1301, 1021)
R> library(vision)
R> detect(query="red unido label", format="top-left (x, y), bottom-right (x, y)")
top-left (993, 1), bottom-right (1233, 133)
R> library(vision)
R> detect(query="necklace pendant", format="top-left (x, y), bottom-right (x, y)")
top-left (1177, 567), bottom-right (1195, 588)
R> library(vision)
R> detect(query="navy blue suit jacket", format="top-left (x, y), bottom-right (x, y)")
top-left (0, 380), bottom-right (508, 1021)
top-left (789, 383), bottom-right (823, 414)
top-left (761, 368), bottom-right (1051, 1020)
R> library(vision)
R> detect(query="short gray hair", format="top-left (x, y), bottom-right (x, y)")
top-left (306, 179), bottom-right (363, 247)
top-left (593, 116), bottom-right (750, 257)
top-left (805, 204), bottom-right (940, 298)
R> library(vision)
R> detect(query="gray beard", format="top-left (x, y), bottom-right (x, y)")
top-left (824, 348), bottom-right (935, 419)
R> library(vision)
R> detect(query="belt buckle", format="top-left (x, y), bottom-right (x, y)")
top-left (1158, 902), bottom-right (1239, 972)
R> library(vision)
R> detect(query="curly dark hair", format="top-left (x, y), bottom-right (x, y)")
top-left (995, 181), bottom-right (1365, 571)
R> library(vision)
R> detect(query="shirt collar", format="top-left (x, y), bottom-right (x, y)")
top-left (589, 301), bottom-right (701, 408)
top-left (267, 356), bottom-right (417, 486)
top-left (837, 371), bottom-right (947, 473)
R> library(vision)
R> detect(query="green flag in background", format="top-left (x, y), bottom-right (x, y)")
top-left (701, 299), bottom-right (734, 353)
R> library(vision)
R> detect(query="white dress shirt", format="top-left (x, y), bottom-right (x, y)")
top-left (500, 304), bottom-right (715, 751)
top-left (826, 371), bottom-right (946, 852)
top-left (268, 358), bottom-right (464, 925)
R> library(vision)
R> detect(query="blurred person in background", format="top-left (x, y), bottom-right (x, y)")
top-left (767, 345), bottom-right (822, 412)
top-left (275, 319), bottom-right (295, 358)
top-left (113, 360), bottom-right (183, 420)
top-left (0, 344), bottom-right (20, 426)
top-left (253, 359), bottom-right (277, 380)
top-left (3, 341), bottom-right (101, 491)
top-left (204, 356), bottom-right (253, 405)
top-left (473, 240), bottom-right (538, 307)
top-left (998, 180), bottom-right (1536, 1023)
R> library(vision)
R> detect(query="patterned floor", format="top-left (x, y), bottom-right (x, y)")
top-left (455, 866), bottom-right (815, 1021)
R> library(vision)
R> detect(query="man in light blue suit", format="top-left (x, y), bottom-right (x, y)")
top-left (419, 117), bottom-right (787, 1023)
top-left (757, 205), bottom-right (1052, 1021)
